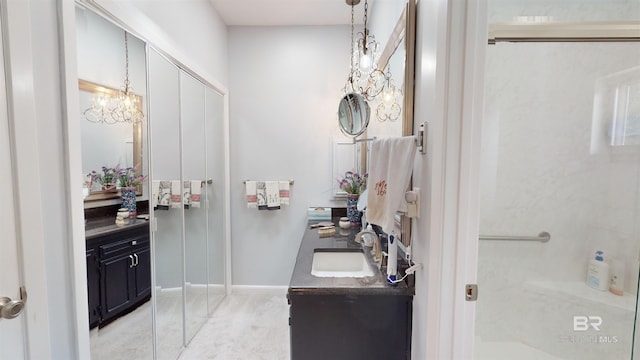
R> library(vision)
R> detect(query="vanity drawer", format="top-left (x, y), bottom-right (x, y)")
top-left (99, 234), bottom-right (149, 259)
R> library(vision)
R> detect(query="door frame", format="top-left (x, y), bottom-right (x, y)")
top-left (1, 0), bottom-right (55, 358)
top-left (411, 0), bottom-right (487, 359)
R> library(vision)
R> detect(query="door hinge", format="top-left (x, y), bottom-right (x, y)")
top-left (465, 284), bottom-right (478, 301)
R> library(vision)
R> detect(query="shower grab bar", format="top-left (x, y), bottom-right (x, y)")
top-left (479, 231), bottom-right (550, 243)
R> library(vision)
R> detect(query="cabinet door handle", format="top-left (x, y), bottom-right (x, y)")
top-left (133, 253), bottom-right (139, 267)
top-left (129, 255), bottom-right (135, 268)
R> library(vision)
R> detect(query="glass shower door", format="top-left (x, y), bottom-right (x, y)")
top-left (476, 38), bottom-right (640, 359)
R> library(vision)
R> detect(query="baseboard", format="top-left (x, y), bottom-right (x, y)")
top-left (231, 285), bottom-right (288, 295)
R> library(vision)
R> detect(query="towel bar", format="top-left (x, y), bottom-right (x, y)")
top-left (479, 231), bottom-right (551, 243)
top-left (243, 179), bottom-right (294, 185)
top-left (350, 122), bottom-right (425, 155)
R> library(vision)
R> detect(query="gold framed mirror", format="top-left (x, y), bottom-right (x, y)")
top-left (79, 79), bottom-right (143, 202)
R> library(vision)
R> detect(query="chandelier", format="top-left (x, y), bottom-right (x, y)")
top-left (343, 0), bottom-right (386, 101)
top-left (375, 68), bottom-right (402, 122)
top-left (82, 31), bottom-right (143, 124)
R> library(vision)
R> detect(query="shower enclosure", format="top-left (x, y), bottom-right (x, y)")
top-left (474, 1), bottom-right (640, 359)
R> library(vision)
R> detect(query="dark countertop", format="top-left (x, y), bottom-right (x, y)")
top-left (85, 217), bottom-right (149, 240)
top-left (288, 219), bottom-right (414, 296)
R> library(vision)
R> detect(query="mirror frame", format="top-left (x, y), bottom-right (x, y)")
top-left (79, 79), bottom-right (143, 202)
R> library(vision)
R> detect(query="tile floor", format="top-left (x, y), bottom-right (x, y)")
top-left (178, 293), bottom-right (290, 360)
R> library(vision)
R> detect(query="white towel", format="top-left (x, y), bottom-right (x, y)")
top-left (191, 180), bottom-right (202, 208)
top-left (152, 180), bottom-right (160, 209)
top-left (279, 181), bottom-right (290, 205)
top-left (183, 181), bottom-right (192, 208)
top-left (266, 181), bottom-right (280, 210)
top-left (366, 137), bottom-right (416, 235)
top-left (245, 181), bottom-right (257, 209)
top-left (159, 181), bottom-right (171, 209)
top-left (256, 181), bottom-right (267, 210)
top-left (171, 180), bottom-right (182, 209)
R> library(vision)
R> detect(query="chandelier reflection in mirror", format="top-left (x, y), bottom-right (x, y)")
top-left (376, 68), bottom-right (402, 122)
top-left (82, 31), bottom-right (144, 124)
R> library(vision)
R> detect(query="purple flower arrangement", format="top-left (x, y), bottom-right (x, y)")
top-left (89, 164), bottom-right (146, 190)
top-left (115, 164), bottom-right (146, 189)
top-left (337, 170), bottom-right (368, 195)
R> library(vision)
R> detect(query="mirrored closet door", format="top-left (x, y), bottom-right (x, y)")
top-left (76, 3), bottom-right (229, 359)
top-left (148, 47), bottom-right (228, 358)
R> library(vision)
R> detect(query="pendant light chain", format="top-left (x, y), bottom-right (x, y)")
top-left (124, 31), bottom-right (130, 94)
top-left (350, 3), bottom-right (355, 76)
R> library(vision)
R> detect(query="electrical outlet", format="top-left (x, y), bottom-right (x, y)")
top-left (406, 187), bottom-right (420, 218)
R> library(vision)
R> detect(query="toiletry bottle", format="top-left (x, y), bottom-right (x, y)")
top-left (586, 250), bottom-right (610, 291)
top-left (609, 258), bottom-right (625, 296)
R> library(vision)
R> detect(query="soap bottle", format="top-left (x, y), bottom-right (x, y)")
top-left (586, 250), bottom-right (610, 291)
top-left (609, 258), bottom-right (625, 296)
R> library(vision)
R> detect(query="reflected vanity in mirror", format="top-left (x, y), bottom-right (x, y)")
top-left (80, 79), bottom-right (144, 201)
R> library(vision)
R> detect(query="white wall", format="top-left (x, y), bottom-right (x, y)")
top-left (228, 25), bottom-right (350, 285)
top-left (97, 0), bottom-right (228, 88)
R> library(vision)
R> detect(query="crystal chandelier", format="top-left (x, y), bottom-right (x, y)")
top-left (376, 68), bottom-right (402, 122)
top-left (343, 0), bottom-right (386, 101)
top-left (82, 31), bottom-right (143, 124)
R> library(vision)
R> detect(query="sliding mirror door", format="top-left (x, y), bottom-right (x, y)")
top-left (76, 6), bottom-right (152, 359)
top-left (148, 48), bottom-right (184, 360)
top-left (205, 87), bottom-right (227, 312)
top-left (180, 71), bottom-right (209, 342)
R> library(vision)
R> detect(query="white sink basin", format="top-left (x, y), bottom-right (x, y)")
top-left (311, 250), bottom-right (374, 278)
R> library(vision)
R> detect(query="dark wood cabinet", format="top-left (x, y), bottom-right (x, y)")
top-left (288, 293), bottom-right (413, 360)
top-left (86, 222), bottom-right (150, 328)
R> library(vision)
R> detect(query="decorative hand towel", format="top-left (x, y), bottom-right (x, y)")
top-left (158, 181), bottom-right (171, 210)
top-left (171, 180), bottom-right (182, 209)
top-left (256, 181), bottom-right (267, 210)
top-left (266, 181), bottom-right (281, 210)
top-left (183, 181), bottom-right (192, 209)
top-left (190, 180), bottom-right (202, 208)
top-left (366, 137), bottom-right (416, 235)
top-left (279, 181), bottom-right (290, 205)
top-left (152, 180), bottom-right (160, 209)
top-left (245, 181), bottom-right (257, 209)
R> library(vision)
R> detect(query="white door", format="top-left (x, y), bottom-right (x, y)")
top-left (0, 5), bottom-right (27, 357)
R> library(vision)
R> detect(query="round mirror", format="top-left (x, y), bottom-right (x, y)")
top-left (338, 92), bottom-right (370, 136)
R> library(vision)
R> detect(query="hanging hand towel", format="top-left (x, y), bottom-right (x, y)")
top-left (152, 180), bottom-right (161, 209)
top-left (158, 181), bottom-right (171, 210)
top-left (256, 181), bottom-right (267, 210)
top-left (279, 181), bottom-right (290, 206)
top-left (245, 181), bottom-right (257, 209)
top-left (266, 181), bottom-right (280, 210)
top-left (366, 137), bottom-right (416, 235)
top-left (183, 181), bottom-right (192, 209)
top-left (191, 180), bottom-right (202, 208)
top-left (171, 180), bottom-right (182, 209)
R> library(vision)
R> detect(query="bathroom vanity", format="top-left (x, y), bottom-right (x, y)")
top-left (287, 219), bottom-right (414, 360)
top-left (85, 218), bottom-right (151, 328)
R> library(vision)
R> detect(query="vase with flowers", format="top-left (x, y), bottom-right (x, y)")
top-left (89, 166), bottom-right (118, 191)
top-left (337, 170), bottom-right (367, 225)
top-left (116, 164), bottom-right (146, 218)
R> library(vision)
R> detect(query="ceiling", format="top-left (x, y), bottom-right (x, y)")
top-left (208, 0), bottom-right (367, 26)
